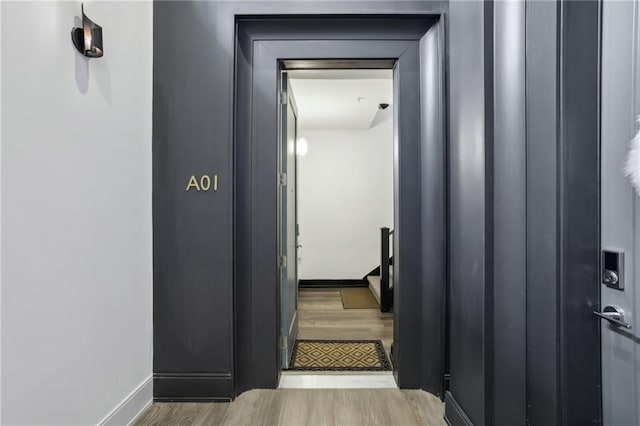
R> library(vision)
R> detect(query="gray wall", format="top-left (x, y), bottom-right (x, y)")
top-left (446, 1), bottom-right (601, 425)
top-left (153, 1), bottom-right (235, 399)
top-left (557, 1), bottom-right (601, 423)
top-left (600, 1), bottom-right (640, 424)
top-left (419, 15), bottom-right (447, 400)
top-left (153, 0), bottom-right (446, 400)
top-left (493, 1), bottom-right (527, 424)
top-left (525, 1), bottom-right (560, 424)
top-left (446, 0), bottom-right (490, 423)
top-left (446, 2), bottom-right (530, 423)
top-left (154, 1), bottom-right (602, 423)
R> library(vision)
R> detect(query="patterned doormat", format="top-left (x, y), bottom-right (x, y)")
top-left (288, 339), bottom-right (392, 371)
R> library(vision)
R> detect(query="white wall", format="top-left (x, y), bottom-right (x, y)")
top-left (1, 2), bottom-right (153, 425)
top-left (0, 3), bottom-right (4, 421)
top-left (298, 118), bottom-right (394, 280)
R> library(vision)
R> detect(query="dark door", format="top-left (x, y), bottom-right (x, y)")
top-left (599, 1), bottom-right (640, 423)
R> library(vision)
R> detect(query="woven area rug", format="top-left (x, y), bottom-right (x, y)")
top-left (340, 288), bottom-right (379, 309)
top-left (289, 339), bottom-right (392, 371)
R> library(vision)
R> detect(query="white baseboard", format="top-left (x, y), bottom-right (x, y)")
top-left (99, 376), bottom-right (153, 426)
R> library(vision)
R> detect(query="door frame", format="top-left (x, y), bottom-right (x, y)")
top-left (233, 15), bottom-right (447, 397)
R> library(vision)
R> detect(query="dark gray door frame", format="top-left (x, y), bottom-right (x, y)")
top-left (234, 16), bottom-right (447, 397)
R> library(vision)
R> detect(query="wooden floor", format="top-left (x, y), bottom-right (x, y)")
top-left (297, 288), bottom-right (394, 356)
top-left (134, 389), bottom-right (445, 426)
top-left (135, 289), bottom-right (420, 425)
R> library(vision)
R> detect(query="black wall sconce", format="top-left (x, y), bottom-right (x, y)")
top-left (71, 4), bottom-right (103, 58)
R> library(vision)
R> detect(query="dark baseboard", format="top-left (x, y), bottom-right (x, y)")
top-left (444, 391), bottom-right (473, 426)
top-left (154, 373), bottom-right (233, 402)
top-left (299, 279), bottom-right (367, 288)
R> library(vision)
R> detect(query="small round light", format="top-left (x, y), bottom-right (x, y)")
top-left (297, 138), bottom-right (308, 156)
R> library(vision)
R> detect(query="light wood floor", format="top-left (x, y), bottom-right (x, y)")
top-left (135, 289), bottom-right (414, 426)
top-left (134, 389), bottom-right (445, 426)
top-left (297, 288), bottom-right (394, 356)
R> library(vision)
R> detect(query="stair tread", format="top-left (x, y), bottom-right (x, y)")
top-left (367, 264), bottom-right (394, 306)
top-left (367, 276), bottom-right (381, 303)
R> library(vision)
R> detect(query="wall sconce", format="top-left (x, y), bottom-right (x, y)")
top-left (71, 4), bottom-right (103, 58)
top-left (297, 138), bottom-right (308, 156)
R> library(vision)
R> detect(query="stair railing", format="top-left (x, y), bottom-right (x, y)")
top-left (380, 227), bottom-right (394, 312)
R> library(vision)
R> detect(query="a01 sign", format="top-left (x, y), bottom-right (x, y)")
top-left (185, 174), bottom-right (218, 192)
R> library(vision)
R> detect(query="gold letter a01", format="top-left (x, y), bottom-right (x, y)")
top-left (186, 175), bottom-right (201, 191)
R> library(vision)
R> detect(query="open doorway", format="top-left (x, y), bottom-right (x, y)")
top-left (234, 17), bottom-right (446, 397)
top-left (278, 67), bottom-right (395, 381)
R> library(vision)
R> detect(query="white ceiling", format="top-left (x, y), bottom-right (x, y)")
top-left (289, 69), bottom-right (393, 130)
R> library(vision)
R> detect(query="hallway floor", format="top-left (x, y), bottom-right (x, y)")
top-left (135, 288), bottom-right (411, 426)
top-left (134, 389), bottom-right (445, 425)
top-left (297, 288), bottom-right (393, 357)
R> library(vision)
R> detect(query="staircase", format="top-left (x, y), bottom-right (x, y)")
top-left (367, 267), bottom-right (393, 305)
top-left (364, 227), bottom-right (394, 312)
